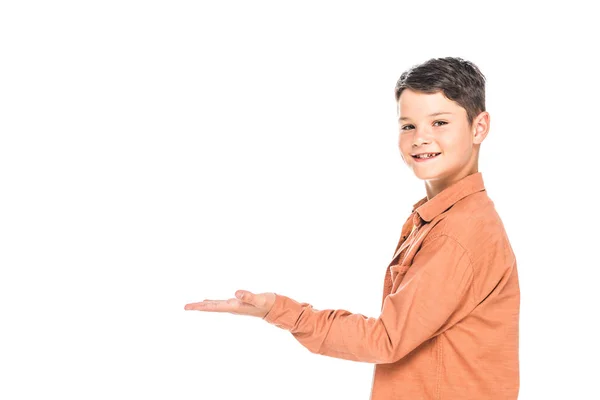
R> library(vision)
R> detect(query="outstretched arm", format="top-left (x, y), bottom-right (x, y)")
top-left (184, 234), bottom-right (474, 365)
top-left (262, 234), bottom-right (475, 364)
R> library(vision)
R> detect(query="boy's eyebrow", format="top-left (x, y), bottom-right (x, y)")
top-left (398, 112), bottom-right (453, 122)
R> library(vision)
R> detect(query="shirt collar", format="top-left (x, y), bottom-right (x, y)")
top-left (411, 172), bottom-right (486, 223)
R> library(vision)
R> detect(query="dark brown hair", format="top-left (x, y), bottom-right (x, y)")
top-left (395, 57), bottom-right (486, 127)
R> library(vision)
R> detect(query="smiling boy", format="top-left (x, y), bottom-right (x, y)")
top-left (185, 57), bottom-right (520, 400)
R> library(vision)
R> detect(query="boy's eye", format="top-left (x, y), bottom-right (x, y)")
top-left (401, 121), bottom-right (448, 131)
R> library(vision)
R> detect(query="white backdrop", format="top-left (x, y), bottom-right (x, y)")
top-left (1, 1), bottom-right (598, 399)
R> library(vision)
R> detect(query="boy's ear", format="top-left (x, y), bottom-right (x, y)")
top-left (472, 111), bottom-right (490, 144)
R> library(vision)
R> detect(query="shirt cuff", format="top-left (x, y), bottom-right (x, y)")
top-left (262, 293), bottom-right (305, 331)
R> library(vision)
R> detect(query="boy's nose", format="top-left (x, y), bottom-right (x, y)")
top-left (412, 128), bottom-right (432, 147)
top-left (413, 137), bottom-right (432, 147)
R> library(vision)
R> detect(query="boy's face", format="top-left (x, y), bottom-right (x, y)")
top-left (397, 89), bottom-right (480, 183)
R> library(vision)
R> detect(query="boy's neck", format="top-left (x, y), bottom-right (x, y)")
top-left (424, 166), bottom-right (479, 201)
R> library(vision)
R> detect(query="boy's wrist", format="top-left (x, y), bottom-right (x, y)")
top-left (262, 293), bottom-right (305, 331)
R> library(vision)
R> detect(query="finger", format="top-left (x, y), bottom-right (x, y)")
top-left (184, 302), bottom-right (203, 310)
top-left (238, 291), bottom-right (267, 308)
top-left (236, 290), bottom-right (256, 304)
top-left (184, 300), bottom-right (231, 312)
top-left (235, 290), bottom-right (246, 301)
top-left (184, 299), bottom-right (210, 310)
top-left (184, 301), bottom-right (215, 311)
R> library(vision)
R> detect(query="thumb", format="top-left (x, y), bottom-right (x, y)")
top-left (235, 290), bottom-right (255, 304)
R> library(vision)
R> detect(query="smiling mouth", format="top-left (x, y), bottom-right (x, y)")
top-left (412, 152), bottom-right (441, 160)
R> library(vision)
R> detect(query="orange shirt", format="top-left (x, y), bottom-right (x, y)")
top-left (263, 171), bottom-right (520, 399)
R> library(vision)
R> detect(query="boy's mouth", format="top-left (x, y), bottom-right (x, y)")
top-left (412, 152), bottom-right (441, 162)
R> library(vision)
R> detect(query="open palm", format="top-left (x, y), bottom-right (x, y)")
top-left (184, 290), bottom-right (275, 318)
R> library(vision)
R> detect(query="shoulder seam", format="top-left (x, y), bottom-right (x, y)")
top-left (425, 233), bottom-right (473, 266)
top-left (424, 233), bottom-right (476, 308)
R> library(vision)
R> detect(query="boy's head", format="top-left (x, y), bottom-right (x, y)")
top-left (394, 57), bottom-right (490, 191)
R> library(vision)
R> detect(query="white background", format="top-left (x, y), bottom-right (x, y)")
top-left (1, 1), bottom-right (598, 399)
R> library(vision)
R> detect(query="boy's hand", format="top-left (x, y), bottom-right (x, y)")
top-left (184, 290), bottom-right (276, 318)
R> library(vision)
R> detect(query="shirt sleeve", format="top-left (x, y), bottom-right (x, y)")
top-left (262, 234), bottom-right (475, 364)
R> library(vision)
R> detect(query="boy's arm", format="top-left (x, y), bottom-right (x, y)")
top-left (262, 234), bottom-right (474, 364)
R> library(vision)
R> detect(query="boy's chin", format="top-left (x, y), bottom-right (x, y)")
top-left (410, 168), bottom-right (436, 177)
top-left (411, 169), bottom-right (443, 181)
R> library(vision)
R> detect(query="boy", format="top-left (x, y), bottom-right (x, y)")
top-left (185, 57), bottom-right (520, 400)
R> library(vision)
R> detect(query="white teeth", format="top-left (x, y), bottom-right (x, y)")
top-left (415, 153), bottom-right (439, 159)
